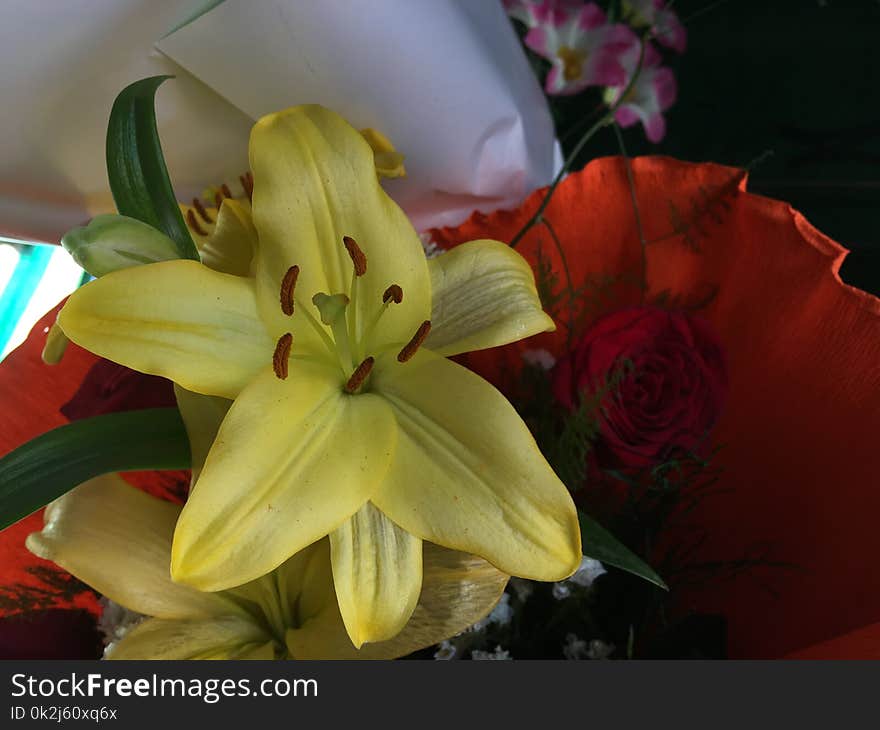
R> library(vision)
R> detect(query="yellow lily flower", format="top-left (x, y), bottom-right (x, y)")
top-left (57, 105), bottom-right (582, 648)
top-left (26, 474), bottom-right (507, 659)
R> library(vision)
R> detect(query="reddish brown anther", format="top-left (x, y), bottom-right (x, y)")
top-left (397, 320), bottom-right (431, 363)
top-left (214, 191), bottom-right (224, 209)
top-left (273, 333), bottom-right (293, 380)
top-left (280, 265), bottom-right (300, 316)
top-left (192, 197), bottom-right (213, 224)
top-left (220, 183), bottom-right (233, 199)
top-left (240, 172), bottom-right (254, 202)
top-left (185, 208), bottom-right (207, 236)
top-left (382, 284), bottom-right (404, 304)
top-left (343, 236), bottom-right (367, 276)
top-left (345, 357), bottom-right (375, 393)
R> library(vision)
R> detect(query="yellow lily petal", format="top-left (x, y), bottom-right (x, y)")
top-left (360, 127), bottom-right (407, 179)
top-left (25, 475), bottom-right (236, 620)
top-left (281, 540), bottom-right (334, 628)
top-left (425, 239), bottom-right (556, 357)
top-left (232, 641), bottom-right (278, 660)
top-left (372, 351), bottom-right (582, 581)
top-left (173, 385), bottom-right (231, 485)
top-left (106, 616), bottom-right (272, 660)
top-left (249, 105), bottom-right (430, 352)
top-left (58, 260), bottom-right (273, 400)
top-left (226, 540), bottom-right (335, 644)
top-left (197, 198), bottom-right (257, 277)
top-left (330, 502), bottom-right (422, 648)
top-left (171, 364), bottom-right (397, 591)
top-left (224, 543), bottom-right (324, 641)
top-left (286, 543), bottom-right (508, 660)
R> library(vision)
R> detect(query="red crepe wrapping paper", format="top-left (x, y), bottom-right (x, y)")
top-left (431, 157), bottom-right (880, 659)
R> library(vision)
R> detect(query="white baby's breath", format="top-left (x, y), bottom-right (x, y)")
top-left (419, 232), bottom-right (443, 259)
top-left (433, 640), bottom-right (457, 660)
top-left (471, 645), bottom-right (512, 660)
top-left (521, 348), bottom-right (556, 370)
top-left (552, 557), bottom-right (606, 600)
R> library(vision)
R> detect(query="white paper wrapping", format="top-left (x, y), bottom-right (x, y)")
top-left (0, 0), bottom-right (557, 243)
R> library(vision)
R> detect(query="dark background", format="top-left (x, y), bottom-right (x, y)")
top-left (546, 0), bottom-right (880, 294)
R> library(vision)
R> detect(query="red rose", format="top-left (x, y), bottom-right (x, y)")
top-left (553, 306), bottom-right (727, 468)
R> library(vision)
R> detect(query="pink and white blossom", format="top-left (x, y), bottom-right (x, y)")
top-left (604, 41), bottom-right (677, 143)
top-left (623, 0), bottom-right (687, 53)
top-left (502, 0), bottom-right (583, 29)
top-left (521, 2), bottom-right (637, 96)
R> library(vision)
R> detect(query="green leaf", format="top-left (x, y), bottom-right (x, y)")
top-left (578, 510), bottom-right (667, 590)
top-left (106, 76), bottom-right (199, 261)
top-left (0, 409), bottom-right (191, 531)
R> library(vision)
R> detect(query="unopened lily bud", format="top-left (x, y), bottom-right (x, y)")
top-left (61, 214), bottom-right (181, 277)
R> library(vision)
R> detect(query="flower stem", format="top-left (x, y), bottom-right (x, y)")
top-left (610, 122), bottom-right (648, 300)
top-left (296, 297), bottom-right (345, 370)
top-left (509, 36), bottom-right (649, 249)
top-left (538, 217), bottom-right (575, 354)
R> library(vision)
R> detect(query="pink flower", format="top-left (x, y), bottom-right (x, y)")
top-left (522, 2), bottom-right (637, 96)
top-left (604, 41), bottom-right (677, 143)
top-left (623, 0), bottom-right (687, 53)
top-left (502, 0), bottom-right (582, 28)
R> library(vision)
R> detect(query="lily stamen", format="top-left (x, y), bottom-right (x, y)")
top-left (343, 235), bottom-right (367, 360)
top-left (383, 284), bottom-right (403, 304)
top-left (185, 209), bottom-right (207, 236)
top-left (280, 265), bottom-right (300, 316)
top-left (221, 183), bottom-right (233, 200)
top-left (272, 332), bottom-right (293, 380)
top-left (345, 357), bottom-right (375, 394)
top-left (239, 172), bottom-right (254, 202)
top-left (397, 320), bottom-right (431, 363)
top-left (343, 236), bottom-right (367, 277)
top-left (192, 198), bottom-right (213, 224)
top-left (361, 284), bottom-right (404, 349)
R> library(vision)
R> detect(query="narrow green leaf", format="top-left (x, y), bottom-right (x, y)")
top-left (0, 409), bottom-right (191, 531)
top-left (578, 510), bottom-right (668, 590)
top-left (106, 76), bottom-right (199, 261)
